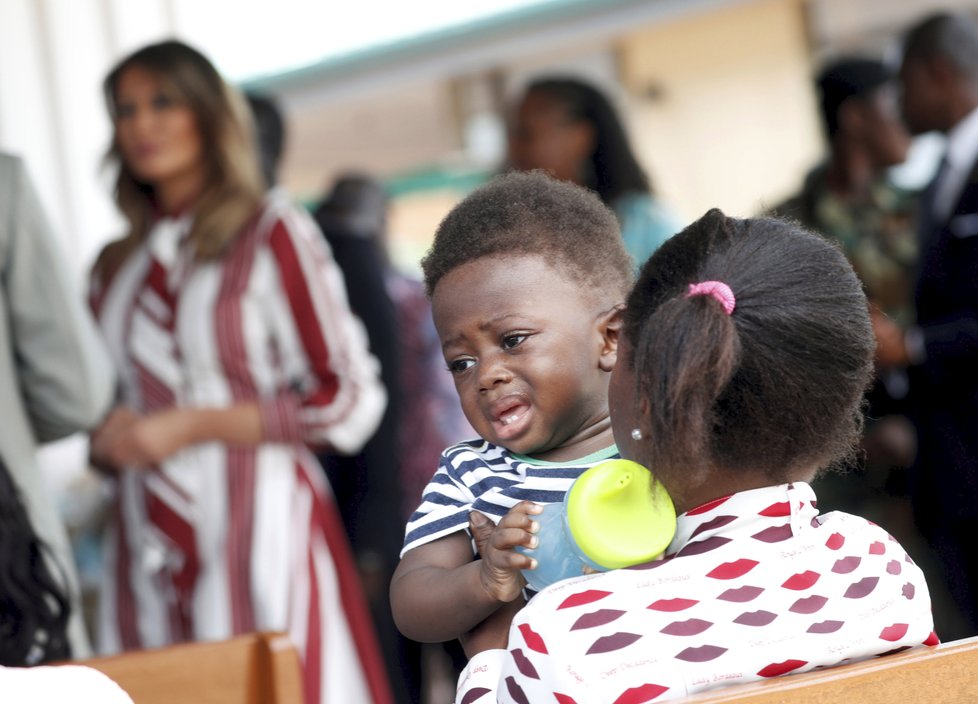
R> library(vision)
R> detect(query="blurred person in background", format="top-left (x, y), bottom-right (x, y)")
top-left (247, 91), bottom-right (439, 703)
top-left (876, 11), bottom-right (978, 640)
top-left (314, 175), bottom-right (476, 703)
top-left (245, 98), bottom-right (405, 594)
top-left (508, 76), bottom-right (682, 267)
top-left (774, 57), bottom-right (919, 525)
top-left (244, 93), bottom-right (285, 197)
top-left (314, 176), bottom-right (474, 519)
top-left (88, 40), bottom-right (391, 703)
top-left (313, 177), bottom-right (407, 700)
top-left (245, 98), bottom-right (404, 598)
top-left (0, 151), bottom-right (115, 660)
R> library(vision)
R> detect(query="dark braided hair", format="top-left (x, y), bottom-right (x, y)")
top-left (0, 456), bottom-right (72, 666)
top-left (623, 209), bottom-right (875, 482)
top-left (422, 170), bottom-right (633, 300)
top-left (524, 77), bottom-right (652, 205)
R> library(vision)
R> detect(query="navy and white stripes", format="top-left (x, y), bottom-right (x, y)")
top-left (401, 440), bottom-right (619, 556)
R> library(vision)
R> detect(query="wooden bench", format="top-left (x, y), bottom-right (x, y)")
top-left (680, 636), bottom-right (978, 703)
top-left (80, 632), bottom-right (304, 704)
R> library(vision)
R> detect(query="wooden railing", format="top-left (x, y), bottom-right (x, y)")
top-left (680, 637), bottom-right (978, 703)
top-left (79, 632), bottom-right (304, 704)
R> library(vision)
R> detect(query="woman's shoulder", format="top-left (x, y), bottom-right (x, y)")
top-left (814, 507), bottom-right (916, 552)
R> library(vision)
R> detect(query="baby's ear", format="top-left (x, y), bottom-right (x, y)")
top-left (598, 304), bottom-right (624, 372)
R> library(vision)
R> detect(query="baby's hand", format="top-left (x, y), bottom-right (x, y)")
top-left (469, 502), bottom-right (542, 603)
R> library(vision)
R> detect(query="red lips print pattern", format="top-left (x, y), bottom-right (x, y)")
top-left (456, 483), bottom-right (935, 704)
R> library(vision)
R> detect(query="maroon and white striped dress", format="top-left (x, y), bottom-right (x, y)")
top-left (91, 194), bottom-right (390, 703)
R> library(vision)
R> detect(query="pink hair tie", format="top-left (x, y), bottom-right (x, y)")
top-left (686, 281), bottom-right (736, 315)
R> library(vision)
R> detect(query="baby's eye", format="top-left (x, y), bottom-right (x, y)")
top-left (502, 334), bottom-right (527, 350)
top-left (448, 358), bottom-right (475, 374)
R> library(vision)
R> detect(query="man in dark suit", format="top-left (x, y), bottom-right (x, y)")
top-left (880, 12), bottom-right (978, 639)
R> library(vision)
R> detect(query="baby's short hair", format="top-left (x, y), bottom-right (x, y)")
top-left (422, 171), bottom-right (633, 300)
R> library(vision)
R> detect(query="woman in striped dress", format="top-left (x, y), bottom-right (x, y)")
top-left (88, 40), bottom-right (391, 704)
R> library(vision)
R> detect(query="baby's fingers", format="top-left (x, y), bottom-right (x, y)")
top-left (486, 539), bottom-right (537, 572)
top-left (489, 525), bottom-right (538, 555)
top-left (498, 501), bottom-right (543, 531)
top-left (469, 511), bottom-right (495, 556)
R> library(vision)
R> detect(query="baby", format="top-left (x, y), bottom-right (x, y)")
top-left (390, 171), bottom-right (635, 651)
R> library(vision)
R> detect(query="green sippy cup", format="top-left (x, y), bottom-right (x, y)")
top-left (518, 459), bottom-right (676, 592)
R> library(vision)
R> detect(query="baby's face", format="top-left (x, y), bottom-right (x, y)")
top-left (432, 254), bottom-right (615, 462)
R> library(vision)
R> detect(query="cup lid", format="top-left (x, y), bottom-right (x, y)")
top-left (566, 459), bottom-right (677, 569)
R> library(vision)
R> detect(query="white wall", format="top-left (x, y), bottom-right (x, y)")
top-left (0, 0), bottom-right (176, 284)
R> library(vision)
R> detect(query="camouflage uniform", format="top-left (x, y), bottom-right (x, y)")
top-left (776, 163), bottom-right (918, 327)
top-left (775, 164), bottom-right (920, 521)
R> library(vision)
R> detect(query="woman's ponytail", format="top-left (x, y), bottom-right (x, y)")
top-left (634, 286), bottom-right (741, 477)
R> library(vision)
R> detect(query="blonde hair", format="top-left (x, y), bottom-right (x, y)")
top-left (99, 40), bottom-right (263, 274)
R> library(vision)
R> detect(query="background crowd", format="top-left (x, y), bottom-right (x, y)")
top-left (1, 2), bottom-right (978, 703)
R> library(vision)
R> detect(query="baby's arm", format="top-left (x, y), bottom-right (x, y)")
top-left (390, 501), bottom-right (541, 643)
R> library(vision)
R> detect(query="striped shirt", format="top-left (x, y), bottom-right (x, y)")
top-left (401, 440), bottom-right (619, 557)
